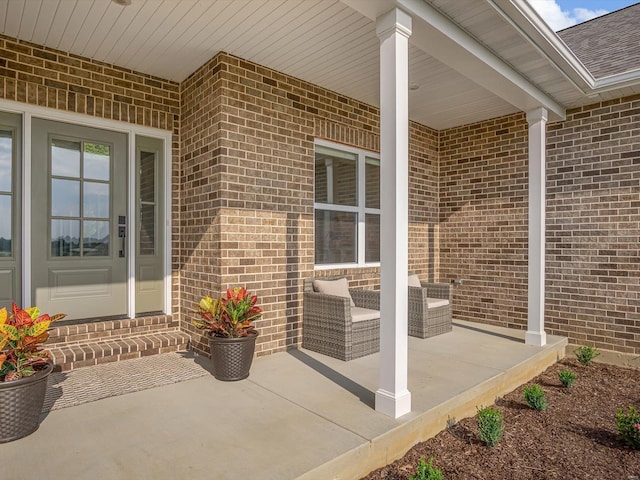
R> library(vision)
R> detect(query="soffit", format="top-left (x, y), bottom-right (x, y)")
top-left (5, 0), bottom-right (633, 130)
top-left (0, 0), bottom-right (522, 129)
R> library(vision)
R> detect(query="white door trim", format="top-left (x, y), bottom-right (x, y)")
top-left (0, 99), bottom-right (173, 317)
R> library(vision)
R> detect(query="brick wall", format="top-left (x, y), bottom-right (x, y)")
top-left (440, 114), bottom-right (530, 330)
top-left (180, 52), bottom-right (440, 357)
top-left (546, 97), bottom-right (640, 353)
top-left (0, 34), bottom-right (183, 319)
top-left (440, 98), bottom-right (640, 355)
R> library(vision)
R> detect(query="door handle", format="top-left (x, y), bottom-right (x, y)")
top-left (118, 218), bottom-right (126, 258)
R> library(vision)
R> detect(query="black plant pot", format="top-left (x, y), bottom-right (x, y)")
top-left (0, 362), bottom-right (52, 443)
top-left (208, 331), bottom-right (258, 381)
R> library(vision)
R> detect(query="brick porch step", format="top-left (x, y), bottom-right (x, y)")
top-left (47, 315), bottom-right (191, 372)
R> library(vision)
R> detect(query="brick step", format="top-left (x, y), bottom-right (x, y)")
top-left (48, 315), bottom-right (179, 347)
top-left (49, 330), bottom-right (191, 372)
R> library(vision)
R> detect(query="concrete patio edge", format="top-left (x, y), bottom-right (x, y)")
top-left (296, 335), bottom-right (568, 480)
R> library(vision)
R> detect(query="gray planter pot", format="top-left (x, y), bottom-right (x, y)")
top-left (208, 331), bottom-right (258, 381)
top-left (0, 362), bottom-right (52, 443)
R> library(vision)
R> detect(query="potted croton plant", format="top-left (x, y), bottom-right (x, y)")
top-left (193, 287), bottom-right (262, 381)
top-left (0, 303), bottom-right (66, 443)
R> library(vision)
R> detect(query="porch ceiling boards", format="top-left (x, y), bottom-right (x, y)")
top-left (2, 0), bottom-right (639, 129)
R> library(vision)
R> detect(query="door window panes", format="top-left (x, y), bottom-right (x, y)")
top-left (51, 219), bottom-right (80, 257)
top-left (84, 143), bottom-right (110, 181)
top-left (51, 139), bottom-right (81, 178)
top-left (51, 179), bottom-right (80, 217)
top-left (83, 221), bottom-right (109, 256)
top-left (83, 182), bottom-right (109, 218)
top-left (139, 151), bottom-right (156, 255)
top-left (0, 196), bottom-right (11, 256)
top-left (0, 130), bottom-right (11, 257)
top-left (50, 139), bottom-right (111, 257)
top-left (0, 131), bottom-right (12, 192)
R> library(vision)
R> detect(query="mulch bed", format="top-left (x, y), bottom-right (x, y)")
top-left (361, 359), bottom-right (640, 479)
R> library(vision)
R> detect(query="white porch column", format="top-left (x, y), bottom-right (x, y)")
top-left (526, 107), bottom-right (548, 347)
top-left (375, 8), bottom-right (412, 418)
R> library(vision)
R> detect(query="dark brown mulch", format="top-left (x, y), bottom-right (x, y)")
top-left (361, 359), bottom-right (640, 479)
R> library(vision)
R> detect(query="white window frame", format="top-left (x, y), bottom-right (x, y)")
top-left (314, 139), bottom-right (380, 269)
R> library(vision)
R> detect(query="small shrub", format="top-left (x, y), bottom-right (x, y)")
top-left (476, 406), bottom-right (504, 447)
top-left (615, 406), bottom-right (640, 450)
top-left (573, 345), bottom-right (600, 366)
top-left (558, 369), bottom-right (577, 388)
top-left (523, 384), bottom-right (548, 411)
top-left (410, 457), bottom-right (444, 480)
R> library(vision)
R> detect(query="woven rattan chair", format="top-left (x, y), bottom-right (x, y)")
top-left (408, 280), bottom-right (452, 339)
top-left (302, 276), bottom-right (380, 361)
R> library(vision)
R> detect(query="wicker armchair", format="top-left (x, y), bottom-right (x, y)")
top-left (302, 276), bottom-right (380, 361)
top-left (408, 281), bottom-right (452, 339)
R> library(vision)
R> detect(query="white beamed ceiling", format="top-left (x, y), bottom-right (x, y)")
top-left (0, 0), bottom-right (570, 129)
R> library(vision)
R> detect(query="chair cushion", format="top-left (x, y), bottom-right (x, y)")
top-left (427, 297), bottom-right (449, 309)
top-left (313, 278), bottom-right (355, 307)
top-left (350, 307), bottom-right (380, 322)
top-left (408, 274), bottom-right (422, 288)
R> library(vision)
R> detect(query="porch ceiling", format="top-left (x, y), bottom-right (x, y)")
top-left (1, 0), bottom-right (637, 129)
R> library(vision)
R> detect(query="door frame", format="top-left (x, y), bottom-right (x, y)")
top-left (0, 99), bottom-right (173, 317)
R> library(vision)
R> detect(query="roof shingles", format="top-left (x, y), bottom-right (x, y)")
top-left (557, 3), bottom-right (640, 79)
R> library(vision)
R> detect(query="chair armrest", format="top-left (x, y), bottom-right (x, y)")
top-left (422, 283), bottom-right (451, 301)
top-left (350, 288), bottom-right (380, 310)
top-left (303, 291), bottom-right (351, 325)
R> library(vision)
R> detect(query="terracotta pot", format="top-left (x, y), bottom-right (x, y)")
top-left (0, 363), bottom-right (52, 443)
top-left (208, 331), bottom-right (258, 381)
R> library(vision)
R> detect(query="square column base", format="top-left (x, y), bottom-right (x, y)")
top-left (375, 388), bottom-right (412, 418)
top-left (525, 331), bottom-right (547, 347)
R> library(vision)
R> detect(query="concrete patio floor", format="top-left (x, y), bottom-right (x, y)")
top-left (0, 320), bottom-right (566, 480)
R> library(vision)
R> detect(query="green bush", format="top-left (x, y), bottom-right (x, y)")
top-left (573, 345), bottom-right (600, 366)
top-left (615, 406), bottom-right (640, 450)
top-left (558, 369), bottom-right (577, 388)
top-left (410, 457), bottom-right (444, 480)
top-left (476, 406), bottom-right (504, 447)
top-left (523, 384), bottom-right (548, 411)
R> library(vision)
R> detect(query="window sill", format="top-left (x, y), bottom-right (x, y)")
top-left (314, 262), bottom-right (381, 271)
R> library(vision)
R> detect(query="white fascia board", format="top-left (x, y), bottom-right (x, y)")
top-left (489, 0), bottom-right (595, 93)
top-left (490, 0), bottom-right (640, 97)
top-left (396, 0), bottom-right (565, 120)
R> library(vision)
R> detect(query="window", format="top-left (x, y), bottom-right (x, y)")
top-left (314, 140), bottom-right (380, 266)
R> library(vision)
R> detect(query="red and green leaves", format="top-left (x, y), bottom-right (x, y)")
top-left (192, 287), bottom-right (262, 338)
top-left (0, 304), bottom-right (66, 382)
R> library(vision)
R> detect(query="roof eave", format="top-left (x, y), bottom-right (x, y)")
top-left (490, 0), bottom-right (640, 98)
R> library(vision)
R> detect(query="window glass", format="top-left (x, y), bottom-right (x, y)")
top-left (51, 179), bottom-right (80, 217)
top-left (314, 210), bottom-right (357, 265)
top-left (365, 214), bottom-right (380, 263)
top-left (0, 131), bottom-right (12, 192)
top-left (365, 157), bottom-right (380, 209)
top-left (84, 143), bottom-right (110, 181)
top-left (139, 151), bottom-right (156, 255)
top-left (83, 220), bottom-right (109, 256)
top-left (314, 145), bottom-right (357, 206)
top-left (51, 219), bottom-right (80, 257)
top-left (0, 195), bottom-right (11, 256)
top-left (83, 181), bottom-right (110, 218)
top-left (51, 139), bottom-right (81, 178)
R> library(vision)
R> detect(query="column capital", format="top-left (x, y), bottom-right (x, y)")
top-left (376, 8), bottom-right (412, 40)
top-left (526, 107), bottom-right (548, 125)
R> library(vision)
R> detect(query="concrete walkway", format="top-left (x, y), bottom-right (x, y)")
top-left (0, 321), bottom-right (566, 480)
